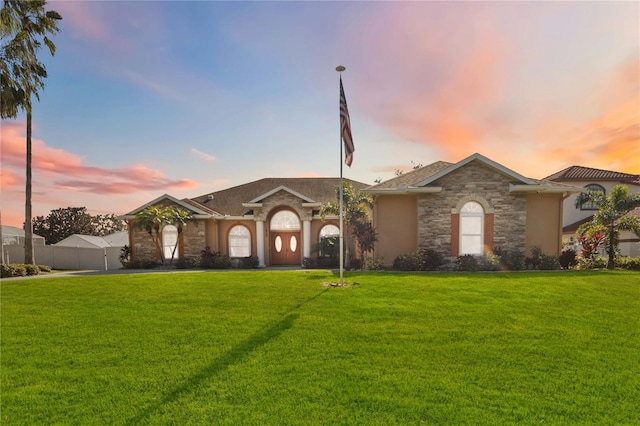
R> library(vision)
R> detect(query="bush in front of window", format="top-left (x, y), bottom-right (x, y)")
top-left (200, 246), bottom-right (231, 269)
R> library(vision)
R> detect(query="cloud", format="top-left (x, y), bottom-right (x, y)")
top-left (1, 121), bottom-right (198, 195)
top-left (191, 148), bottom-right (217, 162)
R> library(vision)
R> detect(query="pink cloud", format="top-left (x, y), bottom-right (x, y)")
top-left (1, 120), bottom-right (197, 195)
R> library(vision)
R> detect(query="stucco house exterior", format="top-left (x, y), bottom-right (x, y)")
top-left (123, 178), bottom-right (368, 267)
top-left (125, 153), bottom-right (581, 267)
top-left (545, 166), bottom-right (640, 257)
top-left (366, 153), bottom-right (580, 265)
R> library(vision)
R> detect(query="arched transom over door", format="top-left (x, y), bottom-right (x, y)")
top-left (270, 210), bottom-right (301, 265)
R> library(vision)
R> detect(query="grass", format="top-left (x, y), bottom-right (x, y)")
top-left (1, 270), bottom-right (638, 425)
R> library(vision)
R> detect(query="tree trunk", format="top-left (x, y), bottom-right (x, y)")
top-left (0, 210), bottom-right (5, 264)
top-left (607, 223), bottom-right (615, 270)
top-left (25, 108), bottom-right (34, 264)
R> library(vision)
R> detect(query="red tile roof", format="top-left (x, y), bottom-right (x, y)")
top-left (545, 166), bottom-right (640, 184)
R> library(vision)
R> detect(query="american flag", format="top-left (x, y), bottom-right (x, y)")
top-left (340, 77), bottom-right (354, 167)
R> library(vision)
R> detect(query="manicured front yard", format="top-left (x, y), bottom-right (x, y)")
top-left (2, 270), bottom-right (638, 425)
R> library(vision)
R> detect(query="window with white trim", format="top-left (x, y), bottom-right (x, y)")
top-left (163, 225), bottom-right (179, 260)
top-left (459, 201), bottom-right (484, 255)
top-left (229, 225), bottom-right (251, 257)
top-left (580, 184), bottom-right (605, 210)
top-left (319, 224), bottom-right (340, 256)
top-left (270, 210), bottom-right (300, 230)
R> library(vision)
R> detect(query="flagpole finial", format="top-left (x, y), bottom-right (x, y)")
top-left (336, 65), bottom-right (346, 72)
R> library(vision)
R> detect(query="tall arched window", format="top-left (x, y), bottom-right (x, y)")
top-left (580, 184), bottom-right (605, 210)
top-left (319, 224), bottom-right (340, 256)
top-left (229, 225), bottom-right (251, 257)
top-left (163, 225), bottom-right (179, 260)
top-left (460, 201), bottom-right (484, 255)
top-left (270, 210), bottom-right (300, 230)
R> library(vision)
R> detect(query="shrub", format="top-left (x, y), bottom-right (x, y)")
top-left (240, 256), bottom-right (259, 269)
top-left (200, 247), bottom-right (231, 269)
top-left (393, 253), bottom-right (415, 271)
top-left (479, 253), bottom-right (502, 271)
top-left (349, 258), bottom-right (362, 271)
top-left (558, 248), bottom-right (578, 269)
top-left (119, 245), bottom-right (131, 264)
top-left (456, 255), bottom-right (480, 272)
top-left (38, 264), bottom-right (52, 273)
top-left (302, 257), bottom-right (316, 269)
top-left (615, 256), bottom-right (640, 271)
top-left (576, 255), bottom-right (607, 270)
top-left (365, 257), bottom-right (385, 271)
top-left (493, 248), bottom-right (526, 271)
top-left (526, 247), bottom-right (560, 270)
top-left (1, 264), bottom-right (27, 278)
top-left (123, 259), bottom-right (158, 269)
top-left (414, 248), bottom-right (444, 271)
top-left (24, 264), bottom-right (40, 276)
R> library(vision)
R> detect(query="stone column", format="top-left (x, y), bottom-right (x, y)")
top-left (303, 220), bottom-right (311, 261)
top-left (256, 220), bottom-right (265, 267)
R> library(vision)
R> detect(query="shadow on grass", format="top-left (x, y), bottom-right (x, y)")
top-left (127, 288), bottom-right (328, 425)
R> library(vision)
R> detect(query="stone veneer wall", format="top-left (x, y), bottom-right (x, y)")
top-left (418, 161), bottom-right (528, 256)
top-left (131, 199), bottom-right (206, 262)
top-left (182, 220), bottom-right (206, 258)
top-left (252, 191), bottom-right (314, 222)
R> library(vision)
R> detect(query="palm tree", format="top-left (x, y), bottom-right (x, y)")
top-left (133, 205), bottom-right (192, 265)
top-left (575, 184), bottom-right (640, 269)
top-left (1, 0), bottom-right (62, 264)
top-left (319, 181), bottom-right (373, 268)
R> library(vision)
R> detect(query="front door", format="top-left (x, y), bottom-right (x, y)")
top-left (271, 231), bottom-right (300, 265)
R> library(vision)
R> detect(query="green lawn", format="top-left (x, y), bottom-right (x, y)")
top-left (1, 270), bottom-right (638, 425)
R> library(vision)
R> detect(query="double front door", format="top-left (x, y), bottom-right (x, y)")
top-left (271, 231), bottom-right (300, 265)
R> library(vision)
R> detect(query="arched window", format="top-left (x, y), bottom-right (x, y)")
top-left (229, 225), bottom-right (251, 257)
top-left (163, 225), bottom-right (179, 260)
top-left (460, 201), bottom-right (484, 255)
top-left (580, 184), bottom-right (605, 210)
top-left (270, 210), bottom-right (300, 230)
top-left (320, 224), bottom-right (340, 239)
top-left (319, 224), bottom-right (340, 256)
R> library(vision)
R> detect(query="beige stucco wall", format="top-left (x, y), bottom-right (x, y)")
top-left (373, 194), bottom-right (418, 264)
top-left (525, 193), bottom-right (563, 255)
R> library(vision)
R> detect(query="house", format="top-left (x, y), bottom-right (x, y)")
top-left (123, 178), bottom-right (369, 267)
top-left (545, 166), bottom-right (640, 257)
top-left (1, 225), bottom-right (46, 247)
top-left (125, 153), bottom-right (581, 267)
top-left (366, 153), bottom-right (581, 265)
top-left (54, 231), bottom-right (129, 249)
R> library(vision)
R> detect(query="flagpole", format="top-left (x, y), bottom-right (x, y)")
top-left (336, 65), bottom-right (345, 285)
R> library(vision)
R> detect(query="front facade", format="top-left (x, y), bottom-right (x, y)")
top-left (124, 178), bottom-right (367, 267)
top-left (125, 153), bottom-right (580, 267)
top-left (367, 154), bottom-right (578, 265)
top-left (545, 166), bottom-right (640, 257)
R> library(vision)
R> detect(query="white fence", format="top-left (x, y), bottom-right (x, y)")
top-left (3, 245), bottom-right (124, 271)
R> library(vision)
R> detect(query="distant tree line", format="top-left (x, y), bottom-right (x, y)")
top-left (32, 207), bottom-right (126, 245)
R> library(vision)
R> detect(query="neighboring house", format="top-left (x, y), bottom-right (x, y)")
top-left (545, 166), bottom-right (640, 257)
top-left (123, 178), bottom-right (369, 267)
top-left (1, 225), bottom-right (46, 247)
top-left (366, 153), bottom-right (581, 265)
top-left (125, 153), bottom-right (581, 267)
top-left (55, 235), bottom-right (113, 249)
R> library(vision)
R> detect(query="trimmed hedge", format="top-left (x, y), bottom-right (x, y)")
top-left (1, 264), bottom-right (50, 278)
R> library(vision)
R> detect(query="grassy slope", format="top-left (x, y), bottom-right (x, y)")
top-left (1, 270), bottom-right (638, 425)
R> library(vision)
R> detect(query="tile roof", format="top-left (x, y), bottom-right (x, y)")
top-left (366, 161), bottom-right (453, 190)
top-left (544, 166), bottom-right (640, 184)
top-left (190, 178), bottom-right (369, 216)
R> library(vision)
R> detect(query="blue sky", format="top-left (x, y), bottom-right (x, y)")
top-left (2, 1), bottom-right (638, 227)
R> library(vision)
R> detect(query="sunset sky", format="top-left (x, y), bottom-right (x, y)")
top-left (2, 1), bottom-right (639, 228)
